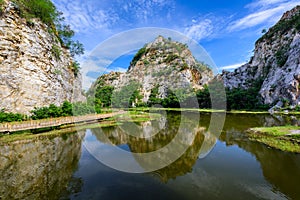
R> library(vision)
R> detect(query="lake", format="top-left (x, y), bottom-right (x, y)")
top-left (1, 111), bottom-right (300, 200)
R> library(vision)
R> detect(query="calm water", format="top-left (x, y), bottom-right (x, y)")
top-left (1, 111), bottom-right (300, 200)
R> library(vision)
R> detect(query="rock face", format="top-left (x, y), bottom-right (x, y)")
top-left (219, 6), bottom-right (300, 106)
top-left (90, 36), bottom-right (213, 104)
top-left (0, 2), bottom-right (85, 114)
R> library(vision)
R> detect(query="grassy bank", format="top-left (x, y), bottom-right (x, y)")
top-left (130, 107), bottom-right (283, 114)
top-left (247, 126), bottom-right (300, 153)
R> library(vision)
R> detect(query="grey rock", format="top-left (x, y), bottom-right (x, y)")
top-left (219, 6), bottom-right (300, 107)
top-left (0, 2), bottom-right (85, 114)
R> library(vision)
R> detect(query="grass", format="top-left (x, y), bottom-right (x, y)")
top-left (131, 107), bottom-right (300, 115)
top-left (250, 126), bottom-right (300, 136)
top-left (248, 126), bottom-right (300, 153)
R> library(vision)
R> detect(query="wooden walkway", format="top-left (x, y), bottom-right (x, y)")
top-left (0, 111), bottom-right (125, 133)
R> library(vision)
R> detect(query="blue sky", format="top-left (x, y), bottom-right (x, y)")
top-left (52, 0), bottom-right (300, 89)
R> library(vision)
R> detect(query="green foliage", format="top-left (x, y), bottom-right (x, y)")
top-left (15, 0), bottom-right (58, 25)
top-left (148, 85), bottom-right (162, 106)
top-left (112, 82), bottom-right (142, 108)
top-left (72, 102), bottom-right (96, 116)
top-left (164, 54), bottom-right (179, 63)
top-left (51, 44), bottom-right (61, 60)
top-left (0, 109), bottom-right (26, 122)
top-left (195, 79), bottom-right (270, 111)
top-left (30, 101), bottom-right (97, 120)
top-left (194, 62), bottom-right (211, 72)
top-left (0, 0), bottom-right (4, 14)
top-left (70, 61), bottom-right (81, 76)
top-left (94, 85), bottom-right (114, 107)
top-left (196, 85), bottom-right (211, 108)
top-left (31, 104), bottom-right (62, 119)
top-left (161, 89), bottom-right (180, 108)
top-left (131, 46), bottom-right (147, 66)
top-left (61, 101), bottom-right (73, 116)
top-left (68, 40), bottom-right (84, 57)
top-left (226, 78), bottom-right (270, 111)
top-left (180, 63), bottom-right (189, 71)
top-left (10, 0), bottom-right (84, 57)
top-left (143, 59), bottom-right (150, 65)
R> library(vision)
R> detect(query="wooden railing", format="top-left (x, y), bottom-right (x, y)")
top-left (0, 111), bottom-right (125, 133)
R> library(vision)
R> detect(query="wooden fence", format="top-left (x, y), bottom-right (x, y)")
top-left (0, 111), bottom-right (125, 133)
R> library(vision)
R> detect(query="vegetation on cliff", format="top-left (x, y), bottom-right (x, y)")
top-left (0, 0), bottom-right (84, 79)
top-left (5, 0), bottom-right (84, 56)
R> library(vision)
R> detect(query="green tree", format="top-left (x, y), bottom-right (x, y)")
top-left (95, 86), bottom-right (114, 107)
top-left (112, 82), bottom-right (142, 108)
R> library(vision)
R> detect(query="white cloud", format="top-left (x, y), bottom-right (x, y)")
top-left (228, 0), bottom-right (300, 31)
top-left (184, 19), bottom-right (214, 41)
top-left (220, 62), bottom-right (246, 70)
top-left (53, 0), bottom-right (117, 33)
top-left (246, 0), bottom-right (289, 9)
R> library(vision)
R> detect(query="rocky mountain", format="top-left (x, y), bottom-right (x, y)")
top-left (90, 36), bottom-right (213, 106)
top-left (219, 6), bottom-right (300, 108)
top-left (0, 1), bottom-right (85, 114)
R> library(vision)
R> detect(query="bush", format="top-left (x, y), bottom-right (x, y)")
top-left (31, 104), bottom-right (62, 119)
top-left (51, 44), bottom-right (61, 60)
top-left (131, 46), bottom-right (147, 66)
top-left (70, 61), bottom-right (81, 76)
top-left (0, 109), bottom-right (26, 122)
top-left (30, 101), bottom-right (98, 119)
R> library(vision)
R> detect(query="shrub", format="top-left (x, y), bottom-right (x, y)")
top-left (51, 44), bottom-right (61, 60)
top-left (0, 109), bottom-right (26, 122)
top-left (131, 46), bottom-right (147, 66)
top-left (164, 54), bottom-right (179, 63)
top-left (70, 61), bottom-right (81, 76)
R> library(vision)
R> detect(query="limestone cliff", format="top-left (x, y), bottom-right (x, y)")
top-left (219, 6), bottom-right (300, 107)
top-left (90, 36), bottom-right (213, 104)
top-left (0, 1), bottom-right (85, 114)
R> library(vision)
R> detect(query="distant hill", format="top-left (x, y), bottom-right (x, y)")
top-left (89, 36), bottom-right (213, 107)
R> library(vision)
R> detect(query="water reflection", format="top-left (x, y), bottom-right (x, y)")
top-left (88, 112), bottom-right (218, 182)
top-left (0, 131), bottom-right (84, 200)
top-left (220, 113), bottom-right (300, 199)
top-left (1, 112), bottom-right (300, 199)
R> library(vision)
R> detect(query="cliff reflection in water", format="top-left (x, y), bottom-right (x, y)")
top-left (220, 113), bottom-right (300, 199)
top-left (91, 112), bottom-right (218, 182)
top-left (0, 131), bottom-right (84, 200)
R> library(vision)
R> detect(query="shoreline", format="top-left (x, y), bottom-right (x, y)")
top-left (247, 126), bottom-right (300, 153)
